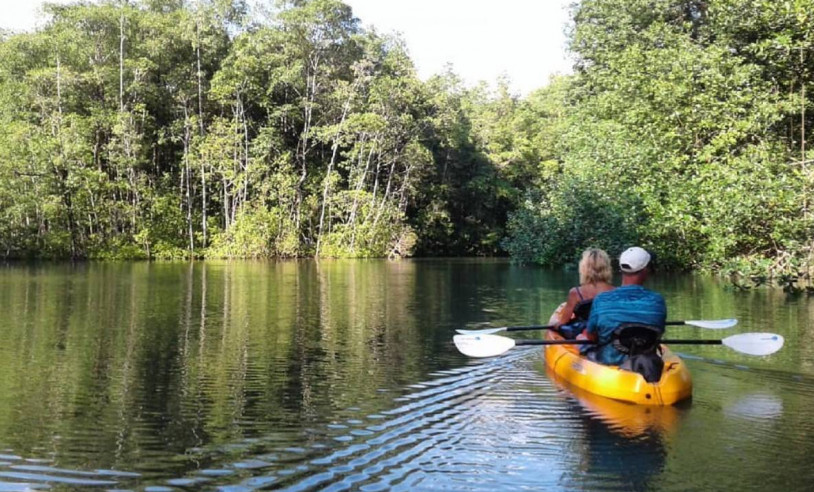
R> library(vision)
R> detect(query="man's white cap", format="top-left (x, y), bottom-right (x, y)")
top-left (619, 247), bottom-right (651, 273)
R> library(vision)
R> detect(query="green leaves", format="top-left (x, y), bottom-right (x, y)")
top-left (0, 0), bottom-right (527, 260)
top-left (501, 0), bottom-right (814, 282)
top-left (7, 0), bottom-right (809, 275)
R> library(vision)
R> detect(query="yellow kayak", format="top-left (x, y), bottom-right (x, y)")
top-left (544, 306), bottom-right (692, 405)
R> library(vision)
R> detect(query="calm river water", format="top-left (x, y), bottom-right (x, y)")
top-left (0, 259), bottom-right (812, 491)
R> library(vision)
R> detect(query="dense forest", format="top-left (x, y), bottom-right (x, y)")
top-left (0, 0), bottom-right (531, 261)
top-left (0, 0), bottom-right (812, 284)
top-left (503, 0), bottom-right (814, 287)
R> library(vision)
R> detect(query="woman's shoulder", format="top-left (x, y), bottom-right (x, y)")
top-left (565, 286), bottom-right (581, 301)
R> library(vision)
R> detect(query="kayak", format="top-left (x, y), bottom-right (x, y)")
top-left (544, 305), bottom-right (692, 405)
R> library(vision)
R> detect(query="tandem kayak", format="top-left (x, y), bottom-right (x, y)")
top-left (544, 305), bottom-right (692, 406)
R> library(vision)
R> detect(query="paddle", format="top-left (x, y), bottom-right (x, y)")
top-left (455, 318), bottom-right (738, 336)
top-left (453, 332), bottom-right (784, 358)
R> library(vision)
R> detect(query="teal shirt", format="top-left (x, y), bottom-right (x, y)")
top-left (585, 285), bottom-right (667, 365)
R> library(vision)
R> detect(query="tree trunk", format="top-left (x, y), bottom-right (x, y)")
top-left (372, 156), bottom-right (398, 230)
top-left (196, 11), bottom-right (207, 247)
top-left (54, 53), bottom-right (79, 259)
top-left (184, 106), bottom-right (194, 254)
top-left (119, 12), bottom-right (125, 112)
top-left (348, 136), bottom-right (376, 249)
top-left (801, 46), bottom-right (807, 220)
top-left (315, 94), bottom-right (352, 256)
top-left (295, 52), bottom-right (321, 236)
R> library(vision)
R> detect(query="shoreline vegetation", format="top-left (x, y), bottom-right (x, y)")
top-left (1, 0), bottom-right (813, 292)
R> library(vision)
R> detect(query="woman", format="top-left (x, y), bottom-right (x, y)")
top-left (555, 248), bottom-right (615, 338)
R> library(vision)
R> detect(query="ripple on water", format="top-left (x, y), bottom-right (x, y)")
top-left (0, 451), bottom-right (144, 491)
top-left (0, 484), bottom-right (51, 492)
top-left (243, 350), bottom-right (556, 490)
top-left (0, 471), bottom-right (118, 487)
top-left (7, 344), bottom-right (814, 491)
top-left (198, 469), bottom-right (235, 477)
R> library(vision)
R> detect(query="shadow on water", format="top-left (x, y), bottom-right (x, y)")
top-left (545, 367), bottom-right (687, 491)
top-left (561, 414), bottom-right (671, 492)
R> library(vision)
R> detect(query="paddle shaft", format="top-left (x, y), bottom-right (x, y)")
top-left (506, 325), bottom-right (556, 332)
top-left (505, 321), bottom-right (709, 332)
top-left (514, 339), bottom-right (723, 347)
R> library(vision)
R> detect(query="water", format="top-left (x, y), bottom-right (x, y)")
top-left (0, 259), bottom-right (812, 490)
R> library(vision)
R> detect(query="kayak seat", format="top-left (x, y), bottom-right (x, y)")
top-left (613, 323), bottom-right (665, 383)
top-left (559, 300), bottom-right (593, 339)
top-left (572, 299), bottom-right (593, 321)
top-left (559, 321), bottom-right (586, 339)
top-left (612, 323), bottom-right (663, 355)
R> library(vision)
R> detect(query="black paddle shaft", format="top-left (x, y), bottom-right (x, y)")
top-left (514, 339), bottom-right (723, 347)
top-left (660, 339), bottom-right (724, 345)
top-left (515, 339), bottom-right (592, 346)
top-left (506, 325), bottom-right (556, 332)
top-left (505, 321), bottom-right (699, 332)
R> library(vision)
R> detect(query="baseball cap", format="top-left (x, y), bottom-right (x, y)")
top-left (619, 247), bottom-right (651, 273)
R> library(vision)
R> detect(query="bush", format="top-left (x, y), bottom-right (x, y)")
top-left (207, 205), bottom-right (300, 259)
top-left (503, 178), bottom-right (641, 265)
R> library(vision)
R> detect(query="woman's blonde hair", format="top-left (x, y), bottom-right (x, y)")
top-left (579, 248), bottom-right (612, 285)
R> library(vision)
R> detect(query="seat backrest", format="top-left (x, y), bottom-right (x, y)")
top-left (573, 299), bottom-right (593, 321)
top-left (611, 323), bottom-right (663, 356)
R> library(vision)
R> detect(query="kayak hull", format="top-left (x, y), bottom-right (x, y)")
top-left (544, 307), bottom-right (692, 406)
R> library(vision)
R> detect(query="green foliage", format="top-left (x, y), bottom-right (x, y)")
top-left (207, 205), bottom-right (299, 258)
top-left (3, 0), bottom-right (813, 281)
top-left (0, 0), bottom-right (525, 260)
top-left (315, 190), bottom-right (412, 258)
top-left (503, 178), bottom-right (640, 265)
top-left (137, 194), bottom-right (191, 260)
top-left (504, 0), bottom-right (814, 285)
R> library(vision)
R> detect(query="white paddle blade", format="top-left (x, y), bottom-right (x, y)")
top-left (685, 319), bottom-right (738, 330)
top-left (723, 333), bottom-right (784, 356)
top-left (453, 334), bottom-right (516, 358)
top-left (455, 327), bottom-right (507, 335)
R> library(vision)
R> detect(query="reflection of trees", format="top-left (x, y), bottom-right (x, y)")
top-left (0, 264), bottom-right (159, 468)
top-left (172, 260), bottom-right (432, 453)
top-left (652, 275), bottom-right (808, 373)
top-left (1, 262), bottom-right (814, 486)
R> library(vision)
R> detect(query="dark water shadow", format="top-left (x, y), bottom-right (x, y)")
top-left (548, 369), bottom-right (691, 491)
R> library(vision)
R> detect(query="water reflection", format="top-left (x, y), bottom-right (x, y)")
top-left (548, 368), bottom-right (683, 491)
top-left (724, 392), bottom-right (784, 421)
top-left (0, 260), bottom-right (813, 490)
top-left (568, 415), bottom-right (669, 491)
top-left (548, 369), bottom-right (687, 438)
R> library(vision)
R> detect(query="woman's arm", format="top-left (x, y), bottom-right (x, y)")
top-left (556, 288), bottom-right (580, 327)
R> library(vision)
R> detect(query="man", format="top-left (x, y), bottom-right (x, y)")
top-left (583, 246), bottom-right (666, 365)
